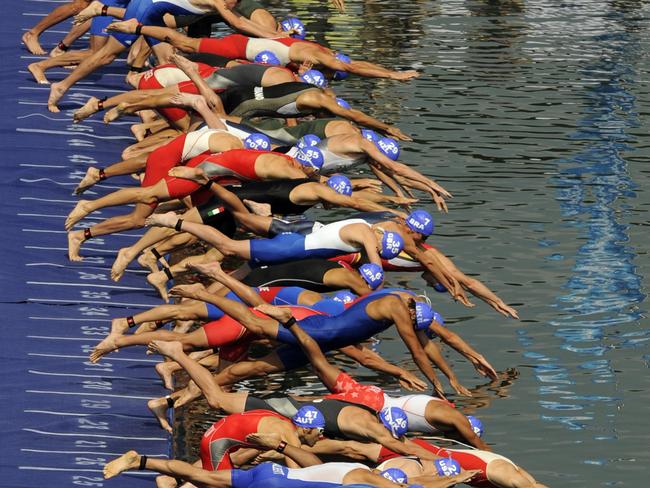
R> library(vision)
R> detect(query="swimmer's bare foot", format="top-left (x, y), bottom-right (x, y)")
top-left (186, 261), bottom-right (223, 279)
top-left (111, 247), bottom-right (136, 281)
top-left (138, 249), bottom-right (167, 273)
top-left (28, 62), bottom-right (49, 84)
top-left (65, 200), bottom-right (91, 230)
top-left (254, 303), bottom-right (293, 323)
top-left (170, 51), bottom-right (199, 75)
top-left (74, 167), bottom-right (101, 195)
top-left (155, 360), bottom-right (178, 390)
top-left (125, 70), bottom-right (143, 88)
top-left (167, 166), bottom-right (209, 185)
top-left (147, 270), bottom-right (170, 303)
top-left (89, 334), bottom-right (119, 363)
top-left (147, 397), bottom-right (172, 433)
top-left (49, 44), bottom-right (66, 58)
top-left (74, 0), bottom-right (104, 25)
top-left (244, 199), bottom-right (272, 217)
top-left (48, 82), bottom-right (65, 113)
top-left (246, 432), bottom-right (281, 450)
top-left (104, 103), bottom-right (127, 123)
top-left (22, 31), bottom-right (46, 55)
top-left (67, 230), bottom-right (85, 261)
top-left (173, 319), bottom-right (193, 334)
top-left (74, 96), bottom-right (102, 123)
top-left (169, 92), bottom-right (206, 111)
top-left (106, 18), bottom-right (139, 34)
top-left (131, 123), bottom-right (148, 142)
top-left (147, 339), bottom-right (184, 360)
top-left (391, 70), bottom-right (420, 81)
top-left (174, 380), bottom-right (202, 408)
top-left (135, 321), bottom-right (158, 334)
top-left (155, 475), bottom-right (178, 488)
top-left (145, 211), bottom-right (179, 229)
top-left (103, 450), bottom-right (140, 479)
top-left (110, 317), bottom-right (130, 336)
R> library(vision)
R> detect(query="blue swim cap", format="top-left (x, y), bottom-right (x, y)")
top-left (253, 50), bottom-right (281, 65)
top-left (280, 17), bottom-right (306, 39)
top-left (292, 405), bottom-right (325, 429)
top-left (300, 69), bottom-right (328, 88)
top-left (333, 52), bottom-right (351, 80)
top-left (336, 97), bottom-right (351, 109)
top-left (295, 147), bottom-right (324, 171)
top-left (379, 407), bottom-right (409, 438)
top-left (296, 134), bottom-right (321, 150)
top-left (381, 468), bottom-right (408, 484)
top-left (433, 458), bottom-right (461, 477)
top-left (425, 310), bottom-right (444, 339)
top-left (376, 137), bottom-right (400, 161)
top-left (433, 282), bottom-right (447, 293)
top-left (467, 415), bottom-right (484, 437)
top-left (332, 290), bottom-right (357, 304)
top-left (413, 301), bottom-right (435, 330)
top-left (361, 129), bottom-right (379, 143)
top-left (359, 263), bottom-right (383, 290)
top-left (380, 231), bottom-right (404, 259)
top-left (406, 209), bottom-right (434, 236)
top-left (326, 174), bottom-right (352, 196)
top-left (244, 132), bottom-right (271, 151)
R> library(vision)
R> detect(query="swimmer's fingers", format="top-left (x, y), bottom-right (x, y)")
top-left (385, 126), bottom-right (412, 141)
top-left (472, 356), bottom-right (498, 380)
top-left (330, 0), bottom-right (345, 13)
top-left (450, 380), bottom-right (472, 397)
top-left (454, 470), bottom-right (482, 484)
top-left (432, 193), bottom-right (448, 213)
top-left (496, 303), bottom-right (520, 319)
top-left (399, 372), bottom-right (428, 391)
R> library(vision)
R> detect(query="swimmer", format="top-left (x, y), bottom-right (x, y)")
top-left (22, 0), bottom-right (90, 55)
top-left (65, 148), bottom-right (320, 261)
top-left (46, 0), bottom-right (284, 111)
top-left (106, 21), bottom-right (420, 81)
top-left (28, 0), bottom-right (129, 84)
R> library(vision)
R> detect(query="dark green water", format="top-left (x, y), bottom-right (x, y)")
top-left (176, 1), bottom-right (650, 486)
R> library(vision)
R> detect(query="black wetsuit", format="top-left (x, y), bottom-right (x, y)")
top-left (244, 396), bottom-right (375, 439)
top-left (184, 52), bottom-right (231, 67)
top-left (241, 259), bottom-right (350, 292)
top-left (218, 82), bottom-right (319, 117)
top-left (199, 179), bottom-right (314, 217)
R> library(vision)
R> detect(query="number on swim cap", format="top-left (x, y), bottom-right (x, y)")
top-left (280, 17), bottom-right (306, 39)
top-left (326, 174), bottom-right (352, 196)
top-left (376, 137), bottom-right (400, 161)
top-left (359, 263), bottom-right (383, 290)
top-left (253, 50), bottom-right (281, 65)
top-left (381, 468), bottom-right (408, 484)
top-left (380, 231), bottom-right (404, 259)
top-left (297, 134), bottom-right (321, 150)
top-left (433, 458), bottom-right (461, 477)
top-left (300, 69), bottom-right (328, 88)
top-left (379, 407), bottom-right (409, 438)
top-left (406, 209), bottom-right (434, 236)
top-left (244, 133), bottom-right (271, 151)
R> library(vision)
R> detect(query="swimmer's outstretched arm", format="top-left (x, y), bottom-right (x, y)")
top-left (107, 20), bottom-right (202, 53)
top-left (305, 92), bottom-right (412, 141)
top-left (207, 0), bottom-right (284, 38)
top-left (421, 249), bottom-right (520, 319)
top-left (414, 333), bottom-right (472, 397)
top-left (310, 182), bottom-right (409, 218)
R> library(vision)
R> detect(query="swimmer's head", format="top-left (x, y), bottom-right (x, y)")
top-left (333, 52), bottom-right (351, 80)
top-left (326, 174), bottom-right (352, 196)
top-left (433, 282), bottom-right (447, 293)
top-left (295, 147), bottom-right (324, 172)
top-left (253, 50), bottom-right (281, 65)
top-left (361, 129), bottom-right (380, 143)
top-left (244, 133), bottom-right (271, 151)
top-left (408, 300), bottom-right (439, 332)
top-left (336, 97), bottom-right (351, 109)
top-left (292, 405), bottom-right (325, 446)
top-left (332, 290), bottom-right (357, 304)
top-left (405, 209), bottom-right (434, 240)
top-left (379, 406), bottom-right (409, 439)
top-left (280, 17), bottom-right (306, 39)
top-left (381, 468), bottom-right (408, 484)
top-left (300, 69), bottom-right (328, 88)
top-left (296, 134), bottom-right (321, 150)
top-left (376, 137), bottom-right (400, 161)
top-left (433, 458), bottom-right (461, 477)
top-left (359, 263), bottom-right (384, 290)
top-left (467, 415), bottom-right (484, 437)
top-left (379, 231), bottom-right (404, 259)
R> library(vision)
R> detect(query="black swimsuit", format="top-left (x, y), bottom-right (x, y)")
top-left (241, 259), bottom-right (348, 292)
top-left (218, 82), bottom-right (320, 117)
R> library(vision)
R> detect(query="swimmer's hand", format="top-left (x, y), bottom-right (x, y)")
top-left (350, 178), bottom-right (382, 193)
top-left (449, 379), bottom-right (472, 397)
top-left (431, 191), bottom-right (448, 213)
top-left (385, 126), bottom-right (412, 142)
top-left (493, 301), bottom-right (520, 320)
top-left (169, 283), bottom-right (205, 300)
top-left (432, 379), bottom-right (447, 401)
top-left (469, 354), bottom-right (498, 381)
top-left (449, 470), bottom-right (481, 486)
top-left (399, 371), bottom-right (427, 392)
top-left (246, 432), bottom-right (281, 450)
top-left (329, 0), bottom-right (345, 13)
